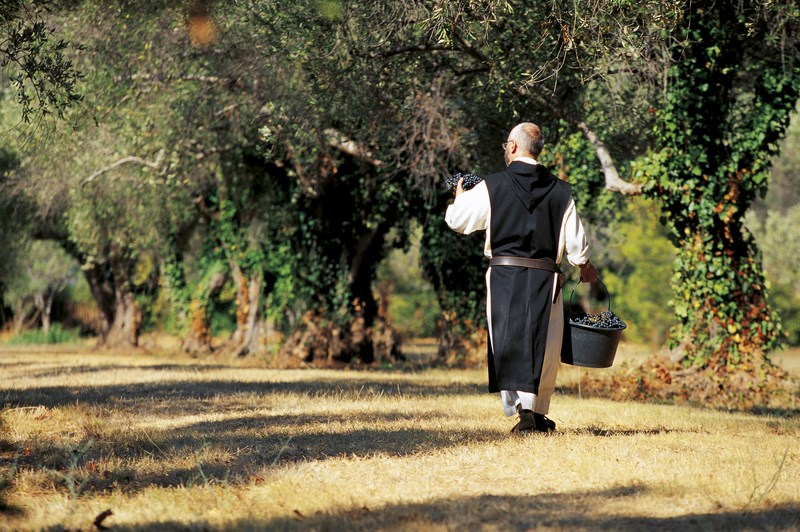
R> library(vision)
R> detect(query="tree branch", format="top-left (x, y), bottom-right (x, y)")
top-left (452, 32), bottom-right (492, 65)
top-left (574, 121), bottom-right (644, 195)
top-left (369, 44), bottom-right (460, 59)
top-left (122, 72), bottom-right (237, 85)
top-left (525, 90), bottom-right (644, 195)
top-left (323, 128), bottom-right (383, 167)
top-left (452, 66), bottom-right (491, 77)
top-left (81, 149), bottom-right (165, 187)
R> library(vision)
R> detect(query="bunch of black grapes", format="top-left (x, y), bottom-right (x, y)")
top-left (444, 172), bottom-right (483, 192)
top-left (571, 310), bottom-right (627, 330)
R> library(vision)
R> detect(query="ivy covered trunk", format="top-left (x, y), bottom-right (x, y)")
top-left (277, 221), bottom-right (403, 366)
top-left (669, 221), bottom-right (779, 366)
top-left (276, 161), bottom-right (405, 366)
top-left (180, 270), bottom-right (226, 354)
top-left (647, 1), bottom-right (800, 381)
top-left (182, 298), bottom-right (212, 353)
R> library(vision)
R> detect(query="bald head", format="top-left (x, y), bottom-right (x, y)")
top-left (507, 122), bottom-right (544, 159)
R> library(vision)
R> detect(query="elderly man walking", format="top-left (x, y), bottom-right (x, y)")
top-left (445, 122), bottom-right (598, 434)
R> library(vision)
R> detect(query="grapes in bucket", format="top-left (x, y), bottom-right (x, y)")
top-left (561, 279), bottom-right (627, 368)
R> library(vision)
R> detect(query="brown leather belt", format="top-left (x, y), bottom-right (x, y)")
top-left (489, 256), bottom-right (565, 303)
top-left (489, 256), bottom-right (558, 272)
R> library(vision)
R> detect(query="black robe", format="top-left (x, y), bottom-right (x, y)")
top-left (484, 161), bottom-right (572, 394)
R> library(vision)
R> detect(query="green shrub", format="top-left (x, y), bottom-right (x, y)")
top-left (210, 305), bottom-right (237, 337)
top-left (386, 292), bottom-right (440, 338)
top-left (6, 324), bottom-right (82, 345)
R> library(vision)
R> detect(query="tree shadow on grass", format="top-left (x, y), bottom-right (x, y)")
top-left (0, 373), bottom-right (489, 496)
top-left (0, 378), bottom-right (483, 414)
top-left (130, 424), bottom-right (499, 489)
top-left (567, 426), bottom-right (685, 437)
top-left (17, 364), bottom-right (232, 380)
top-left (101, 489), bottom-right (800, 531)
top-left (747, 405), bottom-right (800, 419)
top-left (149, 417), bottom-right (688, 478)
top-left (0, 360), bottom-right (37, 367)
top-left (10, 404), bottom-right (699, 499)
top-left (8, 407), bottom-right (500, 494)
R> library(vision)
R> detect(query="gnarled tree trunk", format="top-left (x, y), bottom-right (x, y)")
top-left (83, 262), bottom-right (140, 348)
top-left (105, 289), bottom-right (141, 347)
top-left (83, 263), bottom-right (115, 337)
top-left (225, 262), bottom-right (262, 357)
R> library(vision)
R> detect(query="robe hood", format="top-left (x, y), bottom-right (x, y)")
top-left (505, 160), bottom-right (557, 213)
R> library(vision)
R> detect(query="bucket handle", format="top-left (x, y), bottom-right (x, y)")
top-left (567, 278), bottom-right (612, 318)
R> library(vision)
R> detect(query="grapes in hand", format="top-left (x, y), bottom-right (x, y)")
top-left (444, 172), bottom-right (483, 192)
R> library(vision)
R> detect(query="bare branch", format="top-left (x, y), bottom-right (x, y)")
top-left (81, 149), bottom-right (165, 187)
top-left (117, 72), bottom-right (242, 87)
top-left (323, 128), bottom-right (383, 167)
top-left (524, 90), bottom-right (644, 196)
top-left (574, 121), bottom-right (644, 195)
top-left (214, 103), bottom-right (239, 117)
top-left (369, 44), bottom-right (460, 59)
top-left (452, 32), bottom-right (491, 65)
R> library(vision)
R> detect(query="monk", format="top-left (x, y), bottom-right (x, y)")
top-left (445, 122), bottom-right (598, 434)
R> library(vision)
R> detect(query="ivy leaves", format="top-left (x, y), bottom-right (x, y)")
top-left (645, 0), bottom-right (800, 367)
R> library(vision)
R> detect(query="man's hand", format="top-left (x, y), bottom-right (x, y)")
top-left (454, 177), bottom-right (465, 198)
top-left (580, 262), bottom-right (599, 283)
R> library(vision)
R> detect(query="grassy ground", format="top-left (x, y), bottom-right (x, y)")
top-left (1, 343), bottom-right (799, 531)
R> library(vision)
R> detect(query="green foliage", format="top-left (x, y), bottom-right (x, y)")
top-left (602, 198), bottom-right (676, 345)
top-left (5, 323), bottom-right (81, 344)
top-left (385, 293), bottom-right (440, 337)
top-left (746, 206), bottom-right (800, 345)
top-left (0, 2), bottom-right (83, 124)
top-left (541, 128), bottom-right (625, 227)
top-left (376, 226), bottom-right (441, 337)
top-left (762, 108), bottom-right (800, 213)
top-left (769, 288), bottom-right (800, 347)
top-left (421, 204), bottom-right (487, 345)
top-left (1, 0), bottom-right (796, 370)
top-left (60, 273), bottom-right (93, 305)
top-left (209, 303), bottom-right (236, 337)
top-left (2, 240), bottom-right (78, 328)
top-left (0, 144), bottom-right (26, 290)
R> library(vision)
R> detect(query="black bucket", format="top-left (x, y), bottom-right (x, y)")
top-left (560, 280), bottom-right (626, 368)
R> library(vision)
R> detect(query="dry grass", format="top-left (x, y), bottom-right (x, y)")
top-left (1, 343), bottom-right (799, 531)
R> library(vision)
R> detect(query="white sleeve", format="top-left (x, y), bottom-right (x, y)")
top-left (444, 180), bottom-right (490, 235)
top-left (560, 199), bottom-right (590, 267)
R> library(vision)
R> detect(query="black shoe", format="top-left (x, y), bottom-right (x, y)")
top-left (534, 412), bottom-right (556, 432)
top-left (510, 408), bottom-right (536, 435)
top-left (511, 409), bottom-right (556, 435)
